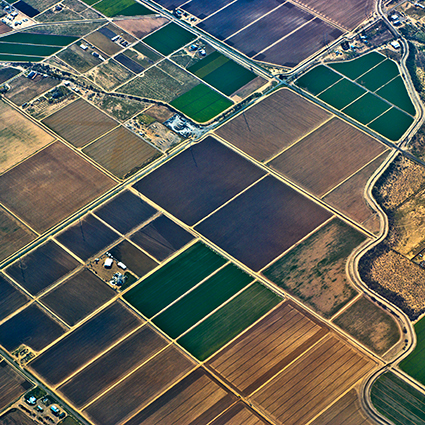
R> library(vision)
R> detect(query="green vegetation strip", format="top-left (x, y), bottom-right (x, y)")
top-left (0, 33), bottom-right (78, 46)
top-left (171, 84), bottom-right (233, 123)
top-left (188, 51), bottom-right (256, 96)
top-left (153, 263), bottom-right (254, 339)
top-left (0, 54), bottom-right (44, 62)
top-left (143, 23), bottom-right (196, 56)
top-left (178, 282), bottom-right (282, 361)
top-left (356, 59), bottom-right (399, 92)
top-left (376, 76), bottom-right (415, 116)
top-left (368, 107), bottom-right (414, 142)
top-left (342, 92), bottom-right (391, 125)
top-left (94, 0), bottom-right (154, 16)
top-left (400, 316), bottom-right (425, 383)
top-left (318, 78), bottom-right (366, 110)
top-left (371, 372), bottom-right (425, 425)
top-left (296, 65), bottom-right (342, 95)
top-left (0, 43), bottom-right (58, 56)
top-left (329, 52), bottom-right (385, 80)
top-left (124, 242), bottom-right (226, 318)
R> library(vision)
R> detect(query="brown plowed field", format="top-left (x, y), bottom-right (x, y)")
top-left (114, 16), bottom-right (169, 38)
top-left (289, 0), bottom-right (374, 30)
top-left (252, 334), bottom-right (376, 425)
top-left (83, 126), bottom-right (161, 179)
top-left (0, 360), bottom-right (32, 411)
top-left (207, 301), bottom-right (328, 396)
top-left (215, 89), bottom-right (330, 162)
top-left (209, 402), bottom-right (270, 425)
top-left (124, 368), bottom-right (236, 425)
top-left (84, 345), bottom-right (195, 425)
top-left (270, 118), bottom-right (386, 197)
top-left (324, 153), bottom-right (387, 229)
top-left (59, 325), bottom-right (168, 408)
top-left (42, 98), bottom-right (118, 148)
top-left (310, 389), bottom-right (373, 425)
top-left (0, 142), bottom-right (116, 233)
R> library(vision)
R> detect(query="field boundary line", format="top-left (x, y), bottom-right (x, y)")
top-left (314, 76), bottom-right (345, 97)
top-left (0, 201), bottom-right (39, 236)
top-left (78, 342), bottom-right (172, 411)
top-left (371, 74), bottom-right (399, 95)
top-left (223, 2), bottom-right (288, 42)
top-left (253, 16), bottom-right (316, 59)
top-left (263, 114), bottom-right (335, 164)
top-left (192, 173), bottom-right (269, 228)
top-left (0, 299), bottom-right (35, 327)
top-left (257, 215), bottom-right (335, 274)
top-left (78, 122), bottom-right (121, 150)
top-left (195, 0), bottom-right (237, 23)
top-left (320, 150), bottom-right (389, 199)
top-left (33, 298), bottom-right (71, 330)
top-left (329, 292), bottom-right (363, 322)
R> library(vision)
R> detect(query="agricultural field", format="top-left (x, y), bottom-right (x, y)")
top-left (310, 389), bottom-right (373, 425)
top-left (0, 206), bottom-right (37, 264)
top-left (0, 274), bottom-right (29, 322)
top-left (40, 269), bottom-right (115, 326)
top-left (0, 67), bottom-right (20, 84)
top-left (43, 99), bottom-right (118, 148)
top-left (297, 52), bottom-right (415, 141)
top-left (56, 43), bottom-right (104, 73)
top-left (115, 53), bottom-right (145, 74)
top-left (0, 360), bottom-right (33, 411)
top-left (19, 0), bottom-right (57, 13)
top-left (133, 42), bottom-right (163, 65)
top-left (36, 8), bottom-right (82, 22)
top-left (114, 16), bottom-right (169, 39)
top-left (86, 59), bottom-right (135, 92)
top-left (5, 74), bottom-right (59, 106)
top-left (262, 218), bottom-right (363, 318)
top-left (207, 301), bottom-right (328, 395)
top-left (196, 175), bottom-right (332, 272)
top-left (124, 242), bottom-right (227, 318)
top-left (371, 372), bottom-right (425, 425)
top-left (29, 301), bottom-right (143, 386)
top-left (170, 84), bottom-right (233, 123)
top-left (0, 303), bottom-right (66, 353)
top-left (323, 153), bottom-right (388, 232)
top-left (134, 136), bottom-right (265, 226)
top-left (119, 60), bottom-right (199, 103)
top-left (92, 0), bottom-right (154, 17)
top-left (55, 214), bottom-right (120, 262)
top-left (0, 409), bottom-right (37, 425)
top-left (83, 345), bottom-right (195, 425)
top-left (251, 333), bottom-right (376, 425)
top-left (124, 368), bottom-right (236, 425)
top-left (83, 126), bottom-right (161, 179)
top-left (334, 296), bottom-right (400, 355)
top-left (209, 402), bottom-right (269, 425)
top-left (58, 325), bottom-right (168, 408)
top-left (0, 99), bottom-right (55, 173)
top-left (0, 142), bottom-right (116, 233)
top-left (143, 22), bottom-right (196, 56)
top-left (5, 240), bottom-right (80, 296)
top-left (85, 30), bottom-right (123, 57)
top-left (216, 88), bottom-right (330, 162)
top-left (187, 51), bottom-right (256, 96)
top-left (94, 189), bottom-right (156, 235)
top-left (130, 214), bottom-right (194, 261)
top-left (269, 117), bottom-right (387, 197)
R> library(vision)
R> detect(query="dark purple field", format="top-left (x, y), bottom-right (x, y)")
top-left (152, 0), bottom-right (186, 9)
top-left (196, 176), bottom-right (332, 271)
top-left (0, 303), bottom-right (65, 352)
top-left (182, 0), bottom-right (232, 19)
top-left (133, 136), bottom-right (265, 226)
top-left (55, 214), bottom-right (120, 262)
top-left (94, 190), bottom-right (157, 235)
top-left (29, 301), bottom-right (142, 386)
top-left (0, 273), bottom-right (29, 322)
top-left (5, 240), bottom-right (80, 295)
top-left (40, 269), bottom-right (115, 326)
top-left (130, 215), bottom-right (194, 261)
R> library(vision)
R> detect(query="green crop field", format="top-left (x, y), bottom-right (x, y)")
top-left (94, 0), bottom-right (154, 17)
top-left (0, 43), bottom-right (57, 57)
top-left (188, 51), bottom-right (256, 96)
top-left (0, 33), bottom-right (78, 46)
top-left (296, 65), bottom-right (342, 95)
top-left (124, 242), bottom-right (226, 318)
top-left (342, 92), bottom-right (391, 125)
top-left (143, 23), bottom-right (196, 56)
top-left (371, 372), bottom-right (425, 425)
top-left (368, 107), bottom-right (414, 141)
top-left (329, 52), bottom-right (385, 80)
top-left (400, 316), bottom-right (425, 383)
top-left (153, 263), bottom-right (254, 339)
top-left (376, 76), bottom-right (415, 116)
top-left (318, 78), bottom-right (366, 110)
top-left (356, 59), bottom-right (399, 92)
top-left (0, 54), bottom-right (44, 62)
top-left (171, 84), bottom-right (233, 123)
top-left (178, 282), bottom-right (282, 360)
